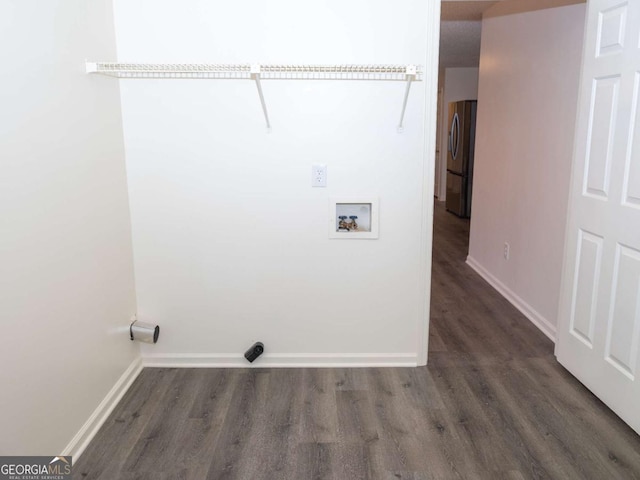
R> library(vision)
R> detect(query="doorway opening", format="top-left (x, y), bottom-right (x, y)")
top-left (432, 1), bottom-right (487, 255)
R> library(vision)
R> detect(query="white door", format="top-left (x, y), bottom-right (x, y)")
top-left (556, 0), bottom-right (640, 434)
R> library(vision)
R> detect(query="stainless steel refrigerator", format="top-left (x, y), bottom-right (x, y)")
top-left (446, 100), bottom-right (477, 218)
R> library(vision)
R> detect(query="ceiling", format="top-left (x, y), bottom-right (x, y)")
top-left (439, 1), bottom-right (499, 68)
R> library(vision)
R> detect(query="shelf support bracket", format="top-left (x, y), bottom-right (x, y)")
top-left (397, 65), bottom-right (417, 133)
top-left (251, 64), bottom-right (271, 133)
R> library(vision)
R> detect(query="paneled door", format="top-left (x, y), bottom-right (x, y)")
top-left (556, 0), bottom-right (640, 434)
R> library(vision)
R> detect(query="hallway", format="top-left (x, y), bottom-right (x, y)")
top-left (429, 200), bottom-right (640, 478)
top-left (74, 203), bottom-right (640, 479)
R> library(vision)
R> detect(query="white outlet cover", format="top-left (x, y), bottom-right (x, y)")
top-left (312, 164), bottom-right (327, 187)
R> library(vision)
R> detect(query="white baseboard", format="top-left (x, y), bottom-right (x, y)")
top-left (466, 255), bottom-right (557, 342)
top-left (142, 352), bottom-right (418, 368)
top-left (63, 357), bottom-right (143, 460)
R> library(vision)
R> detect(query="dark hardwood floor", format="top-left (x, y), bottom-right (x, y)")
top-left (75, 201), bottom-right (640, 479)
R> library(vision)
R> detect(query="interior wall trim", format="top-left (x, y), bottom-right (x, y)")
top-left (141, 353), bottom-right (418, 368)
top-left (62, 358), bottom-right (143, 460)
top-left (466, 255), bottom-right (557, 342)
top-left (415, 0), bottom-right (442, 367)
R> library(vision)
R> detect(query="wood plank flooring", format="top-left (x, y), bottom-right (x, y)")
top-left (75, 201), bottom-right (640, 479)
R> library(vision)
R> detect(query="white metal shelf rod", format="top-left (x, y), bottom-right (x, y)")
top-left (251, 65), bottom-right (271, 132)
top-left (397, 65), bottom-right (417, 133)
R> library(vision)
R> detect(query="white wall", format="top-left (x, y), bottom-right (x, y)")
top-left (0, 1), bottom-right (137, 454)
top-left (113, 0), bottom-right (433, 365)
top-left (467, 4), bottom-right (586, 338)
top-left (437, 67), bottom-right (479, 200)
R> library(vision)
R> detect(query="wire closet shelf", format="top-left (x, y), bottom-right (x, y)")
top-left (86, 63), bottom-right (421, 80)
top-left (85, 62), bottom-right (423, 131)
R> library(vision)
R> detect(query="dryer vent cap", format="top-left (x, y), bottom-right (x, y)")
top-left (244, 342), bottom-right (264, 363)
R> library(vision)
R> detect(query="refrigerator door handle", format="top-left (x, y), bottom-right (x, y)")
top-left (451, 112), bottom-right (460, 160)
top-left (449, 115), bottom-right (454, 153)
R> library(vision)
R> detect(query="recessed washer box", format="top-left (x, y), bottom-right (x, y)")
top-left (329, 197), bottom-right (379, 239)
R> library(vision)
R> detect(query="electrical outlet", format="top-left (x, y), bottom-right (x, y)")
top-left (312, 164), bottom-right (327, 187)
top-left (504, 242), bottom-right (510, 260)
